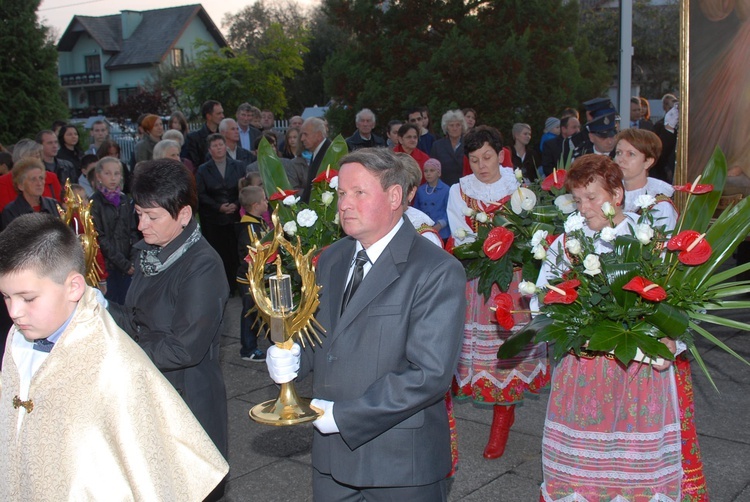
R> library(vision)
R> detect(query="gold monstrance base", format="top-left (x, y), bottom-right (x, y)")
top-left (249, 381), bottom-right (320, 426)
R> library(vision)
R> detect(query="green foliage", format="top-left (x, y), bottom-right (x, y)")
top-left (0, 1), bottom-right (68, 145)
top-left (322, 0), bottom-right (610, 139)
top-left (174, 33), bottom-right (307, 118)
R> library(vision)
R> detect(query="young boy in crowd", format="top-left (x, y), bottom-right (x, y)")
top-left (235, 185), bottom-right (269, 362)
top-left (0, 213), bottom-right (228, 500)
top-left (413, 157), bottom-right (451, 241)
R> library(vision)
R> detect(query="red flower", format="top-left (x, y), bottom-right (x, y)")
top-left (545, 233), bottom-right (558, 246)
top-left (444, 236), bottom-right (455, 255)
top-left (312, 167), bottom-right (339, 183)
top-left (543, 279), bottom-right (580, 304)
top-left (541, 169), bottom-right (566, 191)
top-left (492, 293), bottom-right (515, 330)
top-left (483, 227), bottom-right (515, 260)
top-left (667, 230), bottom-right (711, 265)
top-left (673, 183), bottom-right (713, 194)
top-left (269, 189), bottom-right (299, 201)
top-left (623, 277), bottom-right (667, 302)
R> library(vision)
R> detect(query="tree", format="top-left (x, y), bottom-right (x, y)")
top-left (222, 0), bottom-right (308, 56)
top-left (579, 0), bottom-right (679, 98)
top-left (0, 1), bottom-right (68, 145)
top-left (174, 34), bottom-right (307, 118)
top-left (321, 0), bottom-right (610, 141)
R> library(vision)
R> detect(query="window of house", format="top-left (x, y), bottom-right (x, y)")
top-left (88, 89), bottom-right (110, 108)
top-left (171, 48), bottom-right (184, 67)
top-left (117, 87), bottom-right (139, 102)
top-left (85, 55), bottom-right (101, 74)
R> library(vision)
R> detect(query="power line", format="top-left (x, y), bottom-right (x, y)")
top-left (39, 0), bottom-right (107, 12)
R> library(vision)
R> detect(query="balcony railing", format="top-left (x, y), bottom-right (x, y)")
top-left (60, 72), bottom-right (102, 86)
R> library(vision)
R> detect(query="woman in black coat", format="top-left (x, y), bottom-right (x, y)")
top-left (107, 159), bottom-right (229, 477)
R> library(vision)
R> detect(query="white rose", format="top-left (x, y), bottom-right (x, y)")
top-left (296, 209), bottom-right (318, 228)
top-left (635, 223), bottom-right (654, 245)
top-left (601, 201), bottom-right (615, 217)
top-left (333, 212), bottom-right (340, 225)
top-left (600, 226), bottom-right (617, 242)
top-left (329, 176), bottom-right (339, 189)
top-left (514, 168), bottom-right (524, 181)
top-left (555, 194), bottom-right (577, 214)
top-left (518, 281), bottom-right (537, 295)
top-left (583, 254), bottom-right (601, 276)
top-left (532, 244), bottom-right (547, 260)
top-left (565, 237), bottom-right (582, 256)
top-left (283, 221), bottom-right (297, 236)
top-left (321, 191), bottom-right (334, 207)
top-left (510, 187), bottom-right (537, 214)
top-left (462, 206), bottom-right (476, 217)
top-left (456, 228), bottom-right (468, 240)
top-left (282, 195), bottom-right (300, 206)
top-left (635, 194), bottom-right (656, 210)
top-left (564, 212), bottom-right (586, 233)
top-left (475, 212), bottom-right (489, 223)
top-left (531, 229), bottom-right (548, 248)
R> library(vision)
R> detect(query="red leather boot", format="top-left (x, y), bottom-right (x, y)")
top-left (483, 404), bottom-right (515, 459)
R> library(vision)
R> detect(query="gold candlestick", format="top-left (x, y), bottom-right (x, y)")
top-left (246, 208), bottom-right (325, 426)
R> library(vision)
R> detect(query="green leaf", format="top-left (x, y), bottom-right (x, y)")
top-left (646, 302), bottom-right (689, 338)
top-left (530, 205), bottom-right (559, 224)
top-left (705, 261), bottom-right (750, 287)
top-left (703, 300), bottom-right (750, 310)
top-left (678, 147), bottom-right (727, 233)
top-left (497, 315), bottom-right (551, 359)
top-left (691, 311), bottom-right (750, 332)
top-left (315, 135), bottom-right (349, 176)
top-left (688, 320), bottom-right (750, 369)
top-left (688, 345), bottom-right (718, 392)
top-left (603, 262), bottom-right (640, 308)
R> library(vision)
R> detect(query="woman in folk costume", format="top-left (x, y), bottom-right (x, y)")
top-left (534, 155), bottom-right (682, 501)
top-left (615, 128), bottom-right (708, 501)
top-left (447, 126), bottom-right (549, 459)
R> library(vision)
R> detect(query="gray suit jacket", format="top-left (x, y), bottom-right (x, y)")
top-left (299, 219), bottom-right (466, 488)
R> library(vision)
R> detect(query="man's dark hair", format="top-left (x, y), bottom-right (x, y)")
top-left (560, 116), bottom-right (576, 129)
top-left (131, 159), bottom-right (197, 217)
top-left (463, 125), bottom-right (504, 156)
top-left (201, 100), bottom-right (221, 121)
top-left (406, 107), bottom-right (422, 118)
top-left (34, 130), bottom-right (56, 144)
top-left (0, 213), bottom-right (85, 284)
top-left (81, 154), bottom-right (99, 170)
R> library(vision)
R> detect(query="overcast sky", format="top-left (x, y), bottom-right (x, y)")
top-left (39, 0), bottom-right (317, 39)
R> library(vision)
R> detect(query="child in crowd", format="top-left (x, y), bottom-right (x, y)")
top-left (78, 154), bottom-right (98, 197)
top-left (90, 156), bottom-right (137, 304)
top-left (0, 213), bottom-right (228, 500)
top-left (235, 185), bottom-right (269, 362)
top-left (413, 157), bottom-right (451, 241)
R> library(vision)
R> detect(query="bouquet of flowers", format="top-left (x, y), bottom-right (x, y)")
top-left (257, 136), bottom-right (348, 256)
top-left (498, 149), bottom-right (750, 387)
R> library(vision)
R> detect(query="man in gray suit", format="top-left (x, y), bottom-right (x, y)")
top-left (267, 148), bottom-right (466, 501)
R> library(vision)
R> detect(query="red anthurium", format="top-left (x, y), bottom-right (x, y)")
top-left (543, 279), bottom-right (580, 305)
top-left (483, 227), bottom-right (515, 260)
top-left (492, 293), bottom-right (515, 330)
top-left (312, 167), bottom-right (339, 183)
top-left (623, 277), bottom-right (667, 302)
top-left (545, 233), bottom-right (558, 246)
top-left (667, 230), bottom-right (711, 265)
top-left (673, 175), bottom-right (713, 195)
top-left (269, 188), bottom-right (299, 201)
top-left (541, 169), bottom-right (567, 191)
top-left (444, 236), bottom-right (455, 255)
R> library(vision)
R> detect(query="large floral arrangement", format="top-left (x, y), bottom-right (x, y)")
top-left (498, 149), bottom-right (750, 386)
top-left (256, 136), bottom-right (348, 255)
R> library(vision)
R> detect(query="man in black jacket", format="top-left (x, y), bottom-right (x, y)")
top-left (345, 108), bottom-right (385, 151)
top-left (186, 100), bottom-right (224, 169)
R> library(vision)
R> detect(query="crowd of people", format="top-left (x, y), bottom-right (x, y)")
top-left (0, 91), bottom-right (706, 501)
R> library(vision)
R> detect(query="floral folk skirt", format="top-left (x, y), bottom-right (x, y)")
top-left (541, 353), bottom-right (682, 502)
top-left (453, 274), bottom-right (550, 405)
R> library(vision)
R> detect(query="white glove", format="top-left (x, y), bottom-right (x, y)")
top-left (266, 343), bottom-right (301, 384)
top-left (664, 103), bottom-right (679, 131)
top-left (310, 398), bottom-right (339, 434)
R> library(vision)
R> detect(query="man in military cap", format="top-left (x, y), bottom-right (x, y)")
top-left (564, 98), bottom-right (618, 163)
top-left (571, 111), bottom-right (618, 161)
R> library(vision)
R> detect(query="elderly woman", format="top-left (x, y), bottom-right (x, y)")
top-left (615, 128), bottom-right (707, 500)
top-left (447, 126), bottom-right (549, 460)
top-left (510, 123), bottom-right (540, 182)
top-left (134, 115), bottom-right (164, 163)
top-left (107, 159), bottom-right (229, 469)
top-left (1, 158), bottom-right (60, 229)
top-left (430, 109), bottom-right (467, 187)
top-left (533, 154), bottom-right (681, 501)
top-left (393, 123), bottom-right (430, 176)
top-left (153, 139), bottom-right (182, 161)
top-left (196, 133), bottom-right (245, 296)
